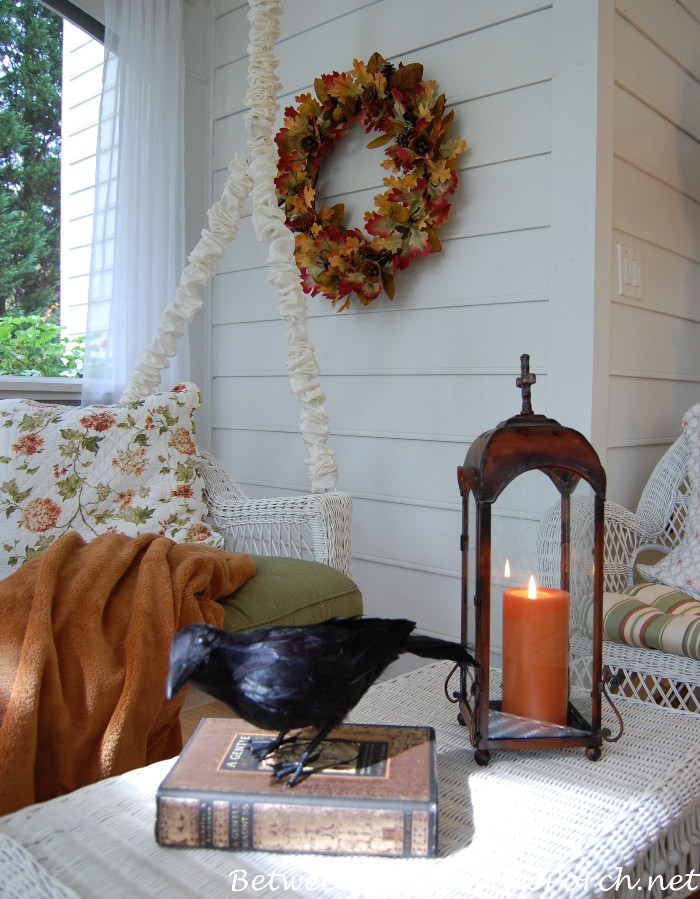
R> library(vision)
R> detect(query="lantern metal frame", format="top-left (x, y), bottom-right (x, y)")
top-left (456, 356), bottom-right (606, 765)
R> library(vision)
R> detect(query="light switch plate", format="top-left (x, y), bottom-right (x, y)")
top-left (617, 244), bottom-right (642, 299)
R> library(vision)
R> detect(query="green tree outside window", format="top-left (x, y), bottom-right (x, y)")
top-left (0, 0), bottom-right (82, 377)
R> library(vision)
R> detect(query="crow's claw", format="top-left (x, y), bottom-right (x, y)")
top-left (272, 750), bottom-right (321, 787)
top-left (251, 741), bottom-right (275, 760)
top-left (251, 732), bottom-right (298, 760)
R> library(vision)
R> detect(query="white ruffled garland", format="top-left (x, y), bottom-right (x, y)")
top-left (122, 0), bottom-right (339, 493)
top-left (244, 0), bottom-right (338, 492)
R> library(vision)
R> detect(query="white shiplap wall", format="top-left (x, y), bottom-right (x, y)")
top-left (606, 0), bottom-right (700, 506)
top-left (191, 0), bottom-right (699, 643)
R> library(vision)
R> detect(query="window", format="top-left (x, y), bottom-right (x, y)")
top-left (0, 0), bottom-right (103, 379)
top-left (59, 10), bottom-right (104, 360)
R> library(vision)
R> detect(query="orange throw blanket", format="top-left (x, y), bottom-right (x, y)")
top-left (0, 531), bottom-right (255, 814)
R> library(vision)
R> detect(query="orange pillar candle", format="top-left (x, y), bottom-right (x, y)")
top-left (501, 575), bottom-right (570, 725)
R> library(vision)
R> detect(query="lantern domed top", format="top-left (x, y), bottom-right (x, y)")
top-left (458, 355), bottom-right (606, 504)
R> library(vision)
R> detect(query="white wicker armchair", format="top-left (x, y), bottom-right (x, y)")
top-left (537, 433), bottom-right (700, 712)
top-left (197, 449), bottom-right (353, 577)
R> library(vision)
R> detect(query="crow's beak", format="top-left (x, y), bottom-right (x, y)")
top-left (165, 663), bottom-right (192, 701)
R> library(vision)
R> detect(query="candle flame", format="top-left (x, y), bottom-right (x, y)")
top-left (527, 575), bottom-right (537, 599)
top-left (504, 558), bottom-right (510, 578)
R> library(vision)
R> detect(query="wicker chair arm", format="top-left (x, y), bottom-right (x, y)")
top-left (537, 495), bottom-right (667, 634)
top-left (206, 490), bottom-right (353, 576)
top-left (537, 432), bottom-right (700, 712)
top-left (597, 500), bottom-right (666, 592)
top-left (537, 497), bottom-right (667, 590)
top-left (197, 448), bottom-right (249, 503)
top-left (196, 447), bottom-right (353, 576)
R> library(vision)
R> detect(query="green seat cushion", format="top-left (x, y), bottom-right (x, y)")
top-left (218, 555), bottom-right (363, 633)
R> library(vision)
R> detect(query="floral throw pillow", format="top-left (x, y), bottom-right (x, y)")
top-left (0, 382), bottom-right (223, 580)
top-left (637, 403), bottom-right (700, 600)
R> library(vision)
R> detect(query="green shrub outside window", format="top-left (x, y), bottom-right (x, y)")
top-left (0, 314), bottom-right (83, 378)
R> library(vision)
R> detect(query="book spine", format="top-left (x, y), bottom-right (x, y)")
top-left (156, 795), bottom-right (436, 857)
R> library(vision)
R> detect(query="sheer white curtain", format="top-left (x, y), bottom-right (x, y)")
top-left (82, 0), bottom-right (188, 404)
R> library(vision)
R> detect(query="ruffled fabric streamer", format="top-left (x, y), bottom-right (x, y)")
top-left (122, 0), bottom-right (339, 493)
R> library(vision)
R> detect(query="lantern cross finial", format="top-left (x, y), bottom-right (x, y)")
top-left (516, 354), bottom-right (536, 415)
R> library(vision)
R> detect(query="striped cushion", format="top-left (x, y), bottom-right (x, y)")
top-left (602, 584), bottom-right (700, 660)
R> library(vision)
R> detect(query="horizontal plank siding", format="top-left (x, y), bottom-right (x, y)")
top-left (193, 0), bottom-right (699, 639)
top-left (211, 229), bottom-right (550, 323)
top-left (607, 0), bottom-right (700, 505)
top-left (202, 0), bottom-right (558, 642)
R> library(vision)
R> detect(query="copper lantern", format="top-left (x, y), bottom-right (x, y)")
top-left (456, 355), bottom-right (609, 765)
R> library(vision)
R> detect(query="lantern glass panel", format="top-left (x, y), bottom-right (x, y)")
top-left (536, 478), bottom-right (598, 735)
top-left (462, 473), bottom-right (598, 742)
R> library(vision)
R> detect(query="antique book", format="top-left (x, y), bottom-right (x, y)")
top-left (155, 718), bottom-right (438, 857)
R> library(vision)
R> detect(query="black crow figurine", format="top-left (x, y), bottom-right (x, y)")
top-left (166, 617), bottom-right (475, 786)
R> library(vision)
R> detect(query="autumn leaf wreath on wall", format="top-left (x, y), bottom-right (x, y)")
top-left (275, 52), bottom-right (467, 312)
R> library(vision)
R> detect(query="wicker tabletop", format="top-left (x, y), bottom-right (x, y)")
top-left (2, 662), bottom-right (700, 899)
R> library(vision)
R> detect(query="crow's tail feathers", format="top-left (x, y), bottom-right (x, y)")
top-left (404, 634), bottom-right (477, 667)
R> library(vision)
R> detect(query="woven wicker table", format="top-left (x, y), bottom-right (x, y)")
top-left (2, 662), bottom-right (700, 899)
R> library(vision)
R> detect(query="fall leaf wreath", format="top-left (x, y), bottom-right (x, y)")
top-left (275, 52), bottom-right (468, 312)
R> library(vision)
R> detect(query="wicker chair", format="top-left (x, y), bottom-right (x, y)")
top-left (537, 432), bottom-right (700, 712)
top-left (197, 449), bottom-right (353, 577)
